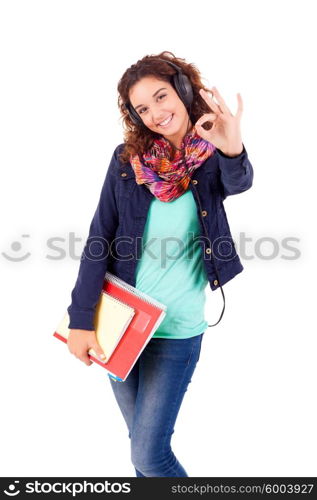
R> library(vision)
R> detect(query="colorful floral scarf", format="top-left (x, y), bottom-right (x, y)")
top-left (129, 127), bottom-right (216, 202)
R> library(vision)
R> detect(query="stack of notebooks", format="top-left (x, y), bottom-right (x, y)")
top-left (53, 272), bottom-right (167, 382)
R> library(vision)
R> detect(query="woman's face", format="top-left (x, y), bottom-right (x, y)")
top-left (128, 76), bottom-right (192, 148)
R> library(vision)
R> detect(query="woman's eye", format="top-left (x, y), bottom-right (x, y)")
top-left (139, 95), bottom-right (166, 114)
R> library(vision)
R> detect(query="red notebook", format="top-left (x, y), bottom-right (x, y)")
top-left (53, 271), bottom-right (167, 382)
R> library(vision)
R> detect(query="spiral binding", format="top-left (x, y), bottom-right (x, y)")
top-left (105, 271), bottom-right (167, 312)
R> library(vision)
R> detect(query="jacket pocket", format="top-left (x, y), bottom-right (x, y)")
top-left (117, 172), bottom-right (137, 219)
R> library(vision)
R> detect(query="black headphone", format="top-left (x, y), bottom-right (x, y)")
top-left (124, 58), bottom-right (226, 327)
top-left (124, 58), bottom-right (194, 127)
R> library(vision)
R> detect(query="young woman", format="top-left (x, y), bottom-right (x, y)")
top-left (66, 51), bottom-right (254, 477)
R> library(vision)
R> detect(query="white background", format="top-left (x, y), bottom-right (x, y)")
top-left (1, 0), bottom-right (316, 478)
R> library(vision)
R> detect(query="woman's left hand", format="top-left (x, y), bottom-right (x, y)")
top-left (194, 87), bottom-right (244, 157)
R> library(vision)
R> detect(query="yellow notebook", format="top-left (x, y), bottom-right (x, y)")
top-left (56, 292), bottom-right (135, 362)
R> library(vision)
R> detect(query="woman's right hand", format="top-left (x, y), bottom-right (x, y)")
top-left (67, 329), bottom-right (106, 366)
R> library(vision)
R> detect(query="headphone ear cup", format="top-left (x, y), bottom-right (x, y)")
top-left (125, 102), bottom-right (143, 126)
top-left (172, 73), bottom-right (193, 109)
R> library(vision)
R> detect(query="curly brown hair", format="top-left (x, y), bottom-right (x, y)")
top-left (117, 50), bottom-right (213, 164)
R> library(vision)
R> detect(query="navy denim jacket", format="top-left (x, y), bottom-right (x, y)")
top-left (67, 142), bottom-right (254, 330)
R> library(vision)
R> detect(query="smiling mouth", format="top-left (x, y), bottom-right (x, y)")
top-left (157, 114), bottom-right (174, 127)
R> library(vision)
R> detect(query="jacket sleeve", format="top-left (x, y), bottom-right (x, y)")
top-left (66, 146), bottom-right (120, 330)
top-left (216, 143), bottom-right (254, 200)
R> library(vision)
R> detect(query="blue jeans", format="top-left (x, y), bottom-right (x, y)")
top-left (108, 332), bottom-right (204, 477)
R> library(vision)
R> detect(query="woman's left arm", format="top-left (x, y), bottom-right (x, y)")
top-left (216, 143), bottom-right (254, 199)
top-left (195, 86), bottom-right (254, 198)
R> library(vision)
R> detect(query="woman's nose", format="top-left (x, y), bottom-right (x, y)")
top-left (152, 113), bottom-right (167, 126)
top-left (151, 105), bottom-right (166, 125)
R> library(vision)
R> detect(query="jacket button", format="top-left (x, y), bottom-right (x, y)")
top-left (213, 279), bottom-right (218, 286)
top-left (201, 210), bottom-right (207, 216)
top-left (121, 172), bottom-right (127, 177)
top-left (192, 179), bottom-right (198, 185)
top-left (206, 248), bottom-right (212, 254)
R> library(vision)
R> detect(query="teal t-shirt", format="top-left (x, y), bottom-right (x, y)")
top-left (135, 188), bottom-right (209, 339)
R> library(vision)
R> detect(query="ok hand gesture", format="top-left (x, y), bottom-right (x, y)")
top-left (194, 87), bottom-right (244, 157)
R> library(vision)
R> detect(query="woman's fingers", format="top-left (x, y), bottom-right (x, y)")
top-left (211, 87), bottom-right (231, 114)
top-left (80, 354), bottom-right (93, 366)
top-left (74, 351), bottom-right (93, 366)
top-left (68, 329), bottom-right (96, 366)
top-left (199, 88), bottom-right (221, 114)
top-left (236, 93), bottom-right (243, 118)
top-left (200, 86), bottom-right (243, 120)
top-left (195, 112), bottom-right (217, 128)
